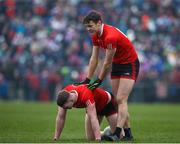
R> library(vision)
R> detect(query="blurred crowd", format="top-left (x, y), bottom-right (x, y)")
top-left (0, 0), bottom-right (180, 102)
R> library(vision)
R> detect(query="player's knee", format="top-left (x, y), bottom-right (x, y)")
top-left (116, 97), bottom-right (122, 104)
top-left (116, 95), bottom-right (127, 104)
top-left (127, 112), bottom-right (130, 119)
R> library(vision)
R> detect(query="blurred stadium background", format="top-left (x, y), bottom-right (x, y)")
top-left (0, 0), bottom-right (180, 102)
top-left (0, 0), bottom-right (180, 142)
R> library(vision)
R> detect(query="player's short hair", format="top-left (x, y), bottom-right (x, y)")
top-left (83, 10), bottom-right (102, 24)
top-left (57, 90), bottom-right (70, 107)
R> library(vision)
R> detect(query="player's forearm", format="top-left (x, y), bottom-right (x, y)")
top-left (86, 104), bottom-right (101, 140)
top-left (90, 116), bottom-right (101, 140)
top-left (54, 116), bottom-right (65, 140)
top-left (98, 61), bottom-right (111, 80)
top-left (98, 48), bottom-right (115, 80)
top-left (87, 58), bottom-right (98, 79)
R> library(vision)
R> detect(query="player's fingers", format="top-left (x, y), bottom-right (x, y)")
top-left (88, 85), bottom-right (92, 89)
top-left (87, 83), bottom-right (92, 88)
top-left (88, 84), bottom-right (94, 90)
top-left (89, 85), bottom-right (95, 90)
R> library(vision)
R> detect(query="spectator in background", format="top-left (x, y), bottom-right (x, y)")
top-left (25, 69), bottom-right (40, 101)
top-left (0, 73), bottom-right (8, 100)
top-left (0, 0), bottom-right (179, 102)
top-left (169, 61), bottom-right (180, 102)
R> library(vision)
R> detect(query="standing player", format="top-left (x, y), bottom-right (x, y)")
top-left (77, 10), bottom-right (140, 141)
top-left (53, 84), bottom-right (117, 141)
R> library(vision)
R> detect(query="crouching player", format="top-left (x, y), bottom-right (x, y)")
top-left (53, 84), bottom-right (117, 141)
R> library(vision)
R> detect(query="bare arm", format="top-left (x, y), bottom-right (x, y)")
top-left (98, 48), bottom-right (116, 80)
top-left (53, 107), bottom-right (67, 140)
top-left (86, 102), bottom-right (101, 141)
top-left (87, 46), bottom-right (100, 79)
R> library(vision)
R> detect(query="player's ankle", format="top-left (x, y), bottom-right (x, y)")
top-left (113, 127), bottom-right (122, 138)
top-left (124, 128), bottom-right (133, 138)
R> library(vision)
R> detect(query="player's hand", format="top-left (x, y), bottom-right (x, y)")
top-left (74, 78), bottom-right (91, 85)
top-left (96, 138), bottom-right (102, 142)
top-left (88, 79), bottom-right (102, 90)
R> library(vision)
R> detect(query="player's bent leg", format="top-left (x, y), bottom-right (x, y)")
top-left (104, 78), bottom-right (134, 141)
top-left (106, 113), bottom-right (117, 133)
top-left (116, 79), bottom-right (135, 140)
top-left (103, 78), bottom-right (135, 141)
top-left (101, 113), bottom-right (117, 140)
top-left (116, 78), bottom-right (134, 127)
top-left (111, 79), bottom-right (120, 97)
top-left (124, 112), bottom-right (130, 128)
top-left (85, 114), bottom-right (95, 140)
top-left (122, 113), bottom-right (134, 140)
top-left (97, 115), bottom-right (103, 125)
top-left (117, 102), bottom-right (128, 128)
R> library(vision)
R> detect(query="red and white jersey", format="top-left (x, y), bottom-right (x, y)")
top-left (92, 24), bottom-right (138, 64)
top-left (63, 84), bottom-right (111, 113)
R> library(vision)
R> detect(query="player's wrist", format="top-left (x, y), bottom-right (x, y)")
top-left (87, 78), bottom-right (102, 90)
top-left (94, 78), bottom-right (102, 85)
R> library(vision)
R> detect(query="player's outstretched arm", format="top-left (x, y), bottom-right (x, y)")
top-left (86, 102), bottom-right (101, 141)
top-left (53, 107), bottom-right (67, 140)
top-left (88, 48), bottom-right (116, 90)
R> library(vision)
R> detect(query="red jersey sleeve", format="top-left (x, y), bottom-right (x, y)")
top-left (105, 37), bottom-right (117, 49)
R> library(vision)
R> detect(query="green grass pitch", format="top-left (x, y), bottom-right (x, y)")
top-left (0, 101), bottom-right (180, 143)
